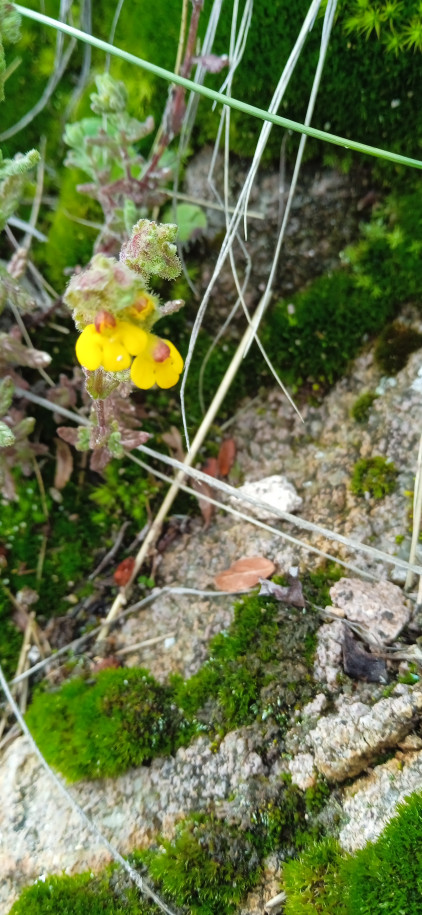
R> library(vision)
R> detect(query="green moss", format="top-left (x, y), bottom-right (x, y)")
top-left (25, 668), bottom-right (182, 781)
top-left (139, 816), bottom-right (261, 915)
top-left (283, 837), bottom-right (348, 915)
top-left (26, 575), bottom-right (324, 780)
top-left (8, 869), bottom-right (158, 914)
top-left (374, 321), bottom-right (422, 375)
top-left (351, 391), bottom-right (378, 424)
top-left (172, 582), bottom-right (320, 736)
top-left (345, 792), bottom-right (422, 915)
top-left (350, 456), bottom-right (398, 499)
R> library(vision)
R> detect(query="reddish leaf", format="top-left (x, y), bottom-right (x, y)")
top-left (202, 456), bottom-right (219, 479)
top-left (214, 556), bottom-right (275, 592)
top-left (113, 556), bottom-right (135, 586)
top-left (218, 438), bottom-right (236, 477)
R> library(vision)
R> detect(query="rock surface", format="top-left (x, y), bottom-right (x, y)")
top-left (0, 729), bottom-right (266, 912)
top-left (329, 577), bottom-right (411, 644)
top-left (309, 684), bottom-right (422, 782)
top-left (340, 749), bottom-right (422, 851)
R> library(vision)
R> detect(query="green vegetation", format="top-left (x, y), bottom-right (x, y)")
top-left (0, 461), bottom-right (152, 678)
top-left (350, 456), bottom-right (398, 498)
top-left (8, 869), bottom-right (158, 915)
top-left (374, 321), bottom-right (422, 375)
top-left (282, 791), bottom-right (422, 915)
top-left (25, 667), bottom-right (182, 780)
top-left (283, 837), bottom-right (347, 915)
top-left (351, 391), bottom-right (378, 423)
top-left (140, 817), bottom-right (261, 915)
top-left (26, 576), bottom-right (325, 780)
top-left (262, 185), bottom-right (422, 388)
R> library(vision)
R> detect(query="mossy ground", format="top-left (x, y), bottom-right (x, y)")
top-left (350, 456), bottom-right (398, 499)
top-left (25, 568), bottom-right (336, 781)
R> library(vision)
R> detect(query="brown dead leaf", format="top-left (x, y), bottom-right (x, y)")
top-left (54, 438), bottom-right (73, 490)
top-left (202, 456), bottom-right (219, 479)
top-left (258, 575), bottom-right (305, 608)
top-left (113, 556), bottom-right (135, 586)
top-left (214, 556), bottom-right (276, 592)
top-left (218, 438), bottom-right (236, 477)
top-left (191, 478), bottom-right (215, 529)
top-left (162, 426), bottom-right (185, 464)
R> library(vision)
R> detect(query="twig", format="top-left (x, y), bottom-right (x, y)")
top-left (89, 520), bottom-right (130, 580)
top-left (9, 587), bottom-right (245, 687)
top-left (115, 632), bottom-right (176, 656)
top-left (0, 664), bottom-right (178, 915)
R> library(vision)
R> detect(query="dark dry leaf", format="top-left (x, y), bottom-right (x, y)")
top-left (53, 438), bottom-right (73, 490)
top-left (258, 575), bottom-right (305, 608)
top-left (218, 438), bottom-right (236, 477)
top-left (342, 627), bottom-right (388, 683)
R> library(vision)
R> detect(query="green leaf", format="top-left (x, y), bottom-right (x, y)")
top-left (0, 376), bottom-right (14, 415)
top-left (162, 203), bottom-right (207, 243)
top-left (0, 419), bottom-right (14, 447)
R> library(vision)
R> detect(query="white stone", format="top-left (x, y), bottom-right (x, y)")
top-left (288, 752), bottom-right (317, 790)
top-left (229, 475), bottom-right (302, 522)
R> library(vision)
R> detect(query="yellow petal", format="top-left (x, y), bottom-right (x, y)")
top-left (163, 339), bottom-right (184, 373)
top-left (101, 340), bottom-right (131, 372)
top-left (117, 321), bottom-right (147, 355)
top-left (156, 365), bottom-right (181, 389)
top-left (75, 325), bottom-right (103, 370)
top-left (130, 354), bottom-right (157, 389)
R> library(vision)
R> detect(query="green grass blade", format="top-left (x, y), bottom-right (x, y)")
top-left (13, 3), bottom-right (422, 170)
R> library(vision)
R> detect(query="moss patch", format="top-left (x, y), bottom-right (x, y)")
top-left (8, 869), bottom-right (159, 915)
top-left (25, 667), bottom-right (182, 781)
top-left (374, 321), bottom-right (422, 375)
top-left (350, 391), bottom-right (378, 424)
top-left (26, 574), bottom-right (325, 780)
top-left (350, 456), bottom-right (398, 499)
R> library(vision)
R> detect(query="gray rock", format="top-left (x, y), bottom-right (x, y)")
top-left (0, 729), bottom-right (266, 913)
top-left (329, 578), bottom-right (411, 644)
top-left (340, 750), bottom-right (422, 852)
top-left (309, 684), bottom-right (422, 782)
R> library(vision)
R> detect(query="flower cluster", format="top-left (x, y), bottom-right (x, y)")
top-left (64, 219), bottom-right (185, 392)
top-left (75, 317), bottom-right (183, 389)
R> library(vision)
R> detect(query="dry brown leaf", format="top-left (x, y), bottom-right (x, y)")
top-left (54, 438), bottom-right (73, 490)
top-left (162, 426), bottom-right (185, 464)
top-left (214, 556), bottom-right (276, 592)
top-left (192, 478), bottom-right (215, 529)
top-left (202, 456), bottom-right (219, 479)
top-left (218, 438), bottom-right (236, 477)
top-left (113, 557), bottom-right (135, 586)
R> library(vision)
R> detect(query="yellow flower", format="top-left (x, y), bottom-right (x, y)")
top-left (75, 320), bottom-right (147, 373)
top-left (130, 335), bottom-right (184, 389)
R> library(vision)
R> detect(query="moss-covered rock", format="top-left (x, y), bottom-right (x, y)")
top-left (350, 456), bottom-right (398, 499)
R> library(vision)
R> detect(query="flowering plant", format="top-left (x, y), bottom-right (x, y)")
top-left (61, 217), bottom-right (185, 468)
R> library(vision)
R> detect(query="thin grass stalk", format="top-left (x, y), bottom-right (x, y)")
top-left (405, 428), bottom-right (422, 591)
top-left (12, 5), bottom-right (422, 170)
